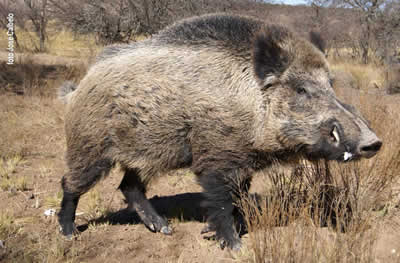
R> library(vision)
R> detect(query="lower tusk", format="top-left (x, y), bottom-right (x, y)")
top-left (344, 152), bottom-right (353, 161)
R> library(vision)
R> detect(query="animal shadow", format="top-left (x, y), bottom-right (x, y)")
top-left (77, 192), bottom-right (209, 232)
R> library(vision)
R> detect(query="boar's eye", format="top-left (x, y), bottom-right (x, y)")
top-left (262, 83), bottom-right (274, 90)
top-left (296, 87), bottom-right (307, 95)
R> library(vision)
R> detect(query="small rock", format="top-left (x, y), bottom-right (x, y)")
top-left (0, 240), bottom-right (5, 249)
top-left (44, 208), bottom-right (56, 217)
top-left (368, 81), bottom-right (380, 90)
top-left (391, 249), bottom-right (396, 254)
top-left (9, 188), bottom-right (16, 195)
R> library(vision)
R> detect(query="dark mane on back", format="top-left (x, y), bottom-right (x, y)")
top-left (154, 13), bottom-right (264, 47)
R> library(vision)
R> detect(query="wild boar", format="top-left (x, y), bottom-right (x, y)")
top-left (58, 14), bottom-right (382, 250)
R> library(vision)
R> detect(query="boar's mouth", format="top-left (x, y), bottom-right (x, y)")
top-left (303, 120), bottom-right (382, 163)
top-left (327, 124), bottom-right (356, 162)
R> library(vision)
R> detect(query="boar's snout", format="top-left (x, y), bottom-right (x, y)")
top-left (334, 100), bottom-right (383, 161)
top-left (357, 133), bottom-right (382, 159)
top-left (303, 99), bottom-right (383, 162)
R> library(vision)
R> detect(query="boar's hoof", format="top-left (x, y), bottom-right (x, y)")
top-left (59, 223), bottom-right (79, 240)
top-left (220, 238), bottom-right (242, 251)
top-left (231, 242), bottom-right (242, 251)
top-left (201, 224), bottom-right (241, 250)
top-left (143, 216), bottom-right (172, 235)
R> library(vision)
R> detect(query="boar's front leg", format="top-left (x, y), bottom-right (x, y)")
top-left (195, 159), bottom-right (252, 251)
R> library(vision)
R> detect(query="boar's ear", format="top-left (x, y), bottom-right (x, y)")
top-left (253, 26), bottom-right (292, 85)
top-left (309, 31), bottom-right (325, 54)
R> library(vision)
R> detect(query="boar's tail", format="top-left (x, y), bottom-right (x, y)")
top-left (58, 81), bottom-right (77, 104)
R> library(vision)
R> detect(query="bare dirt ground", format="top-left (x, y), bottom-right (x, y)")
top-left (0, 58), bottom-right (399, 262)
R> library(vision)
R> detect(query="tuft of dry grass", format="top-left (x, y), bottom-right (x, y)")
top-left (81, 189), bottom-right (113, 222)
top-left (44, 191), bottom-right (63, 210)
top-left (0, 155), bottom-right (28, 192)
top-left (0, 155), bottom-right (23, 178)
top-left (0, 176), bottom-right (28, 192)
top-left (0, 212), bottom-right (21, 241)
top-left (241, 154), bottom-right (400, 262)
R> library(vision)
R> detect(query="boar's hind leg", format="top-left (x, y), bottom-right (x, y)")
top-left (119, 168), bottom-right (172, 235)
top-left (197, 167), bottom-right (251, 251)
top-left (59, 158), bottom-right (113, 238)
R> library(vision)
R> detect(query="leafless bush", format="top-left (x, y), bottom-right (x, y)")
top-left (0, 0), bottom-right (52, 52)
top-left (372, 1), bottom-right (400, 64)
top-left (385, 64), bottom-right (400, 95)
top-left (308, 0), bottom-right (400, 64)
top-left (50, 0), bottom-right (239, 44)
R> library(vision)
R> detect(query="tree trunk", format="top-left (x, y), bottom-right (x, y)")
top-left (39, 0), bottom-right (47, 52)
top-left (361, 17), bottom-right (371, 64)
top-left (39, 26), bottom-right (45, 52)
top-left (361, 44), bottom-right (369, 64)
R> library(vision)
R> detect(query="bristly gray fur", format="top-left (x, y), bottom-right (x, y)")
top-left (58, 81), bottom-right (77, 104)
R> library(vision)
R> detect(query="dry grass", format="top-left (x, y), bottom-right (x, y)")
top-left (330, 62), bottom-right (385, 91)
top-left (242, 155), bottom-right (400, 262)
top-left (0, 26), bottom-right (101, 58)
top-left (0, 155), bottom-right (23, 178)
top-left (46, 29), bottom-right (100, 58)
top-left (44, 191), bottom-right (63, 210)
top-left (0, 212), bottom-right (21, 242)
top-left (0, 94), bottom-right (65, 158)
top-left (82, 189), bottom-right (112, 222)
top-left (0, 155), bottom-right (28, 192)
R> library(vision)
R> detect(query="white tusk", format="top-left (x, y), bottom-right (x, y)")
top-left (344, 152), bottom-right (353, 161)
top-left (332, 126), bottom-right (340, 144)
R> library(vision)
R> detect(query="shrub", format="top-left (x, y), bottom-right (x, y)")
top-left (385, 64), bottom-right (400, 95)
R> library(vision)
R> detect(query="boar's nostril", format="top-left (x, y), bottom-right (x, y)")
top-left (360, 141), bottom-right (382, 155)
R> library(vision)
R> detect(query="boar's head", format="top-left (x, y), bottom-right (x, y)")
top-left (252, 26), bottom-right (382, 162)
